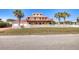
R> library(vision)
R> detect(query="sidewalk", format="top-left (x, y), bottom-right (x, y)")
top-left (0, 27), bottom-right (12, 31)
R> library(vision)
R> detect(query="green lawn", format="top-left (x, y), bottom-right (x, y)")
top-left (0, 27), bottom-right (79, 35)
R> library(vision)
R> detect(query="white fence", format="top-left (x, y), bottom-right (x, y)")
top-left (26, 24), bottom-right (79, 28)
top-left (12, 24), bottom-right (79, 29)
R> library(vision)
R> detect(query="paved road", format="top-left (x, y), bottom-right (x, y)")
top-left (0, 34), bottom-right (79, 50)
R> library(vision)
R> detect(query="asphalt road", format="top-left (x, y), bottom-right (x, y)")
top-left (0, 34), bottom-right (79, 50)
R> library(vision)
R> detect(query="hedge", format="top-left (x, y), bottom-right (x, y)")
top-left (0, 22), bottom-right (12, 28)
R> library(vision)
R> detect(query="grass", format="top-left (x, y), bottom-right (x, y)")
top-left (0, 27), bottom-right (79, 35)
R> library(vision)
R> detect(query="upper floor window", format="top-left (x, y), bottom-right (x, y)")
top-left (37, 14), bottom-right (39, 15)
top-left (33, 14), bottom-right (35, 15)
top-left (28, 17), bottom-right (30, 19)
top-left (40, 14), bottom-right (42, 15)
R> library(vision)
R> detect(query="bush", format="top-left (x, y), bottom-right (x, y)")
top-left (0, 22), bottom-right (12, 28)
top-left (51, 21), bottom-right (57, 24)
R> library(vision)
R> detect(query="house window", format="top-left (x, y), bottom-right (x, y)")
top-left (45, 17), bottom-right (47, 19)
top-left (49, 22), bottom-right (52, 24)
top-left (40, 14), bottom-right (42, 15)
top-left (39, 17), bottom-right (41, 20)
top-left (42, 17), bottom-right (44, 19)
top-left (37, 14), bottom-right (39, 15)
top-left (39, 23), bottom-right (41, 25)
top-left (35, 22), bottom-right (37, 24)
top-left (29, 23), bottom-right (31, 24)
top-left (43, 22), bottom-right (44, 24)
top-left (28, 17), bottom-right (30, 19)
top-left (34, 17), bottom-right (36, 20)
top-left (33, 14), bottom-right (35, 15)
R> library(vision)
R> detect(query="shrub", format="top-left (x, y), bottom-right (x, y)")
top-left (0, 22), bottom-right (12, 28)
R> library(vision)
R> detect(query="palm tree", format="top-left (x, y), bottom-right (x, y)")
top-left (0, 19), bottom-right (2, 21)
top-left (54, 12), bottom-right (62, 24)
top-left (77, 17), bottom-right (79, 22)
top-left (61, 12), bottom-right (70, 24)
top-left (55, 12), bottom-right (70, 24)
top-left (13, 10), bottom-right (24, 27)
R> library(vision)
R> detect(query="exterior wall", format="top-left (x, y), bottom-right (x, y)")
top-left (76, 22), bottom-right (79, 25)
top-left (27, 17), bottom-right (48, 21)
top-left (12, 24), bottom-right (79, 28)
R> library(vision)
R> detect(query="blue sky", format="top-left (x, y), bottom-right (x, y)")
top-left (0, 9), bottom-right (79, 22)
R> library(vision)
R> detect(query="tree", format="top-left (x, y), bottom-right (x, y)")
top-left (7, 19), bottom-right (15, 22)
top-left (61, 12), bottom-right (70, 24)
top-left (54, 12), bottom-right (70, 24)
top-left (13, 10), bottom-right (24, 27)
top-left (65, 21), bottom-right (71, 24)
top-left (77, 17), bottom-right (79, 22)
top-left (0, 19), bottom-right (2, 22)
top-left (54, 12), bottom-right (61, 24)
top-left (0, 19), bottom-right (2, 21)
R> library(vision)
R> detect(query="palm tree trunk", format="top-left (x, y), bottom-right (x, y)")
top-left (18, 18), bottom-right (21, 27)
top-left (58, 17), bottom-right (60, 24)
top-left (64, 17), bottom-right (66, 24)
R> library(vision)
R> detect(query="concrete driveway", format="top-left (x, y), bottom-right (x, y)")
top-left (0, 34), bottom-right (79, 50)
